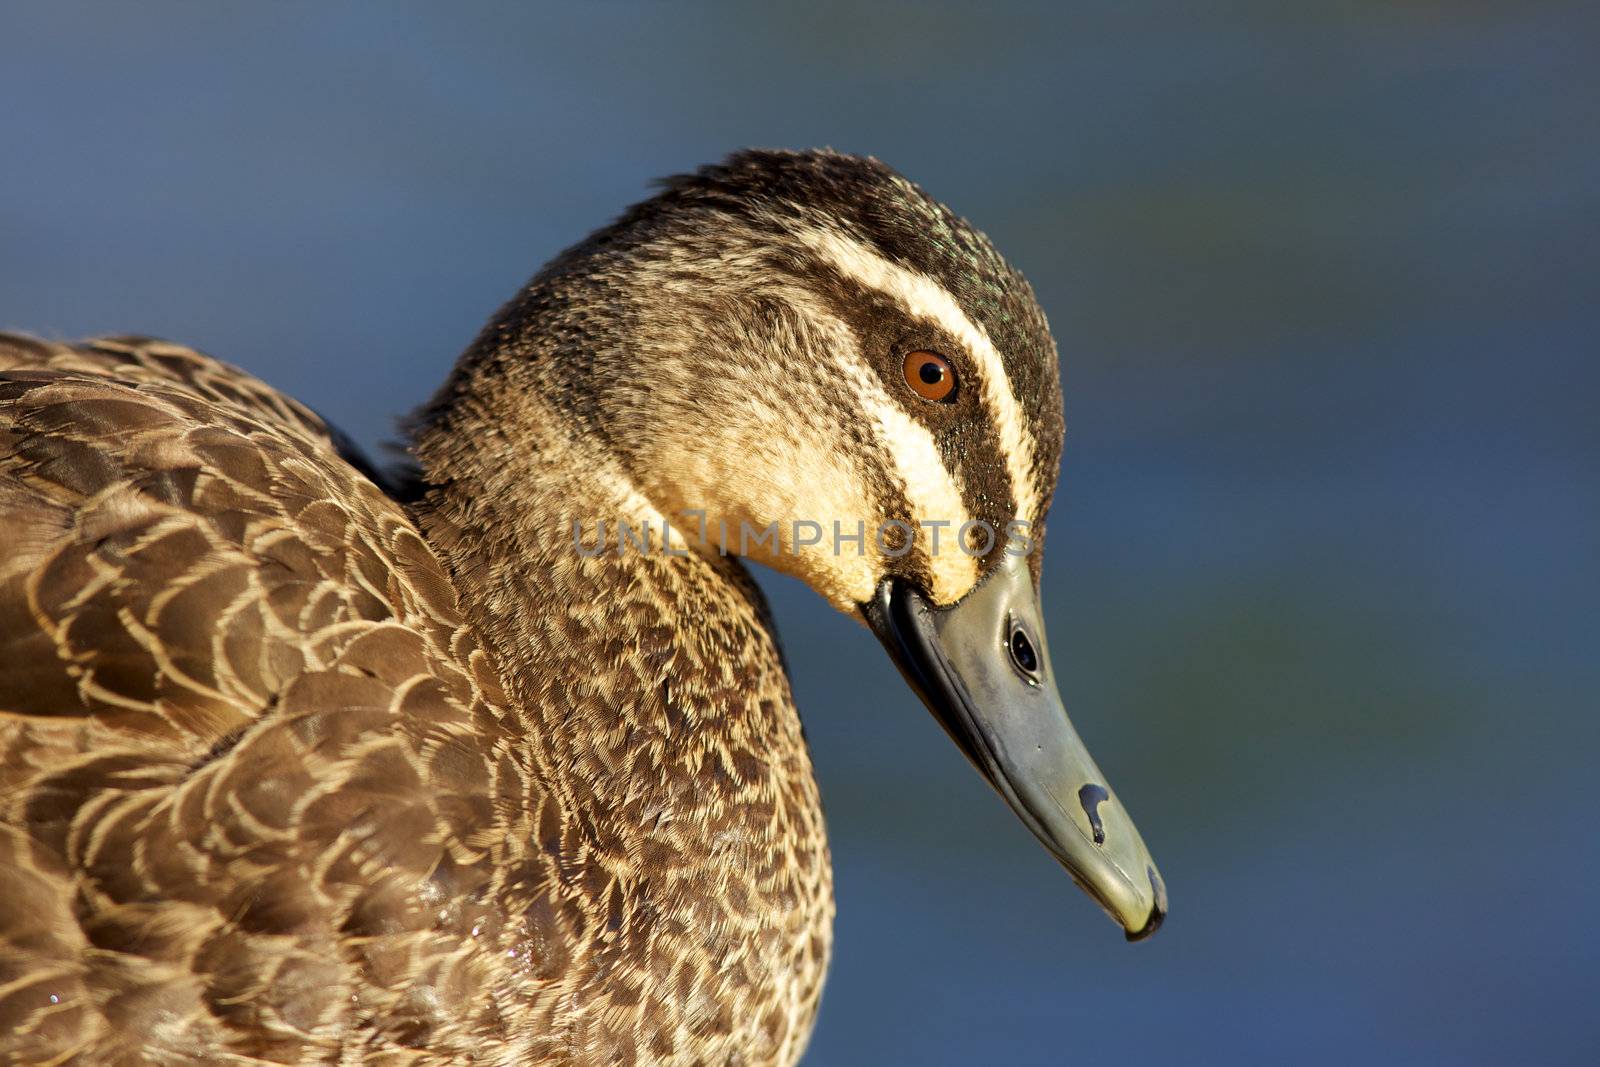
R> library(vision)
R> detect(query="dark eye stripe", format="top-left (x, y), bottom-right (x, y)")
top-left (792, 243), bottom-right (1023, 562)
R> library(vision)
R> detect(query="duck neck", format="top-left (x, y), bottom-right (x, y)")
top-left (406, 346), bottom-right (734, 698)
top-left (406, 347), bottom-right (833, 1064)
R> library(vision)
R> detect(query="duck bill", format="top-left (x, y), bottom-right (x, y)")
top-left (862, 552), bottom-right (1166, 940)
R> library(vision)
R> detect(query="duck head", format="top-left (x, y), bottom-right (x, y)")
top-left (448, 149), bottom-right (1165, 939)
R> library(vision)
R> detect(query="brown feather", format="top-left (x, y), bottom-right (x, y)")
top-left (0, 334), bottom-right (832, 1065)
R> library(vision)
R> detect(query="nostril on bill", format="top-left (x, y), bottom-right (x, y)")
top-left (1077, 783), bottom-right (1108, 845)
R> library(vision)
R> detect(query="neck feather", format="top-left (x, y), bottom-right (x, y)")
top-left (403, 337), bottom-right (834, 1065)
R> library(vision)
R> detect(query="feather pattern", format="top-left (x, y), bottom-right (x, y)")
top-left (0, 335), bottom-right (831, 1065)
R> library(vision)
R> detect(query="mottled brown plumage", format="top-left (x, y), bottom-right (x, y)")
top-left (0, 330), bottom-right (830, 1065)
top-left (0, 150), bottom-right (1112, 1065)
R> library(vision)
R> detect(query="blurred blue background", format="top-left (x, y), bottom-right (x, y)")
top-left (3, 3), bottom-right (1596, 1063)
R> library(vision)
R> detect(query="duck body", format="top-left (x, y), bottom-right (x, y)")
top-left (0, 335), bottom-right (829, 1064)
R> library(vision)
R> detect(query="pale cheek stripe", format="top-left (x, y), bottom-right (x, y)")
top-left (804, 299), bottom-right (978, 604)
top-left (780, 295), bottom-right (979, 604)
top-left (794, 226), bottom-right (1040, 526)
top-left (861, 395), bottom-right (979, 604)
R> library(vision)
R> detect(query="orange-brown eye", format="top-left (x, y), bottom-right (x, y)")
top-left (903, 350), bottom-right (956, 402)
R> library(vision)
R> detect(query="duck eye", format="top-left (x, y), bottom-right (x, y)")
top-left (902, 350), bottom-right (956, 402)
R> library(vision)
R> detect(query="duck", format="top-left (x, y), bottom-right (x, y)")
top-left (0, 149), bottom-right (1164, 1066)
